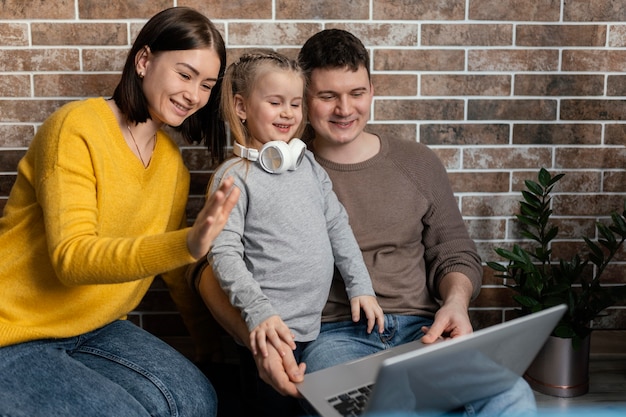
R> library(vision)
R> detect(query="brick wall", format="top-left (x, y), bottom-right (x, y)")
top-left (1, 0), bottom-right (625, 344)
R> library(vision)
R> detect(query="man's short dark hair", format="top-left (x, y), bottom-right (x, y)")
top-left (298, 29), bottom-right (370, 81)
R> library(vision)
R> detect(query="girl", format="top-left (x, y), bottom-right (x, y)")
top-left (0, 8), bottom-right (239, 417)
top-left (207, 50), bottom-right (383, 364)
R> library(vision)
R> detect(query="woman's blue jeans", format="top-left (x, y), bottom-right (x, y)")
top-left (300, 314), bottom-right (537, 417)
top-left (0, 320), bottom-right (217, 417)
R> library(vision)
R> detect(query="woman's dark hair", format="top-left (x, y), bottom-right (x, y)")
top-left (112, 7), bottom-right (227, 162)
top-left (298, 29), bottom-right (370, 82)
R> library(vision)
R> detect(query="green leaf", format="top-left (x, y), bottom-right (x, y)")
top-left (547, 173), bottom-right (565, 186)
top-left (544, 226), bottom-right (559, 242)
top-left (584, 238), bottom-right (604, 261)
top-left (537, 168), bottom-right (551, 187)
top-left (525, 180), bottom-right (544, 196)
top-left (520, 202), bottom-right (541, 217)
top-left (486, 261), bottom-right (508, 272)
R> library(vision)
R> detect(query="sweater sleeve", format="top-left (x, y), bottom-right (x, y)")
top-left (312, 157), bottom-right (376, 300)
top-left (207, 166), bottom-right (278, 331)
top-left (416, 147), bottom-right (483, 300)
top-left (35, 101), bottom-right (196, 286)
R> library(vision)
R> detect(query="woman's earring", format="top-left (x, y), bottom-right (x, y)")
top-left (241, 119), bottom-right (246, 124)
top-left (138, 72), bottom-right (144, 78)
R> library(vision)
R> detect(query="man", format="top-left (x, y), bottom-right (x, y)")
top-left (193, 29), bottom-right (536, 416)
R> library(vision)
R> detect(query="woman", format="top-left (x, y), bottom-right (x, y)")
top-left (0, 7), bottom-right (239, 417)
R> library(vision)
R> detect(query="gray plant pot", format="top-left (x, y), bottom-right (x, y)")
top-left (524, 335), bottom-right (590, 397)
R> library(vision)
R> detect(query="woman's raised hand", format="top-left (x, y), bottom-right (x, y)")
top-left (187, 176), bottom-right (240, 259)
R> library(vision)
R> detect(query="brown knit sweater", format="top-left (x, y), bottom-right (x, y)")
top-left (315, 135), bottom-right (483, 322)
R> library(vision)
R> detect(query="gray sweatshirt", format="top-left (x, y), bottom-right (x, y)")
top-left (207, 151), bottom-right (375, 341)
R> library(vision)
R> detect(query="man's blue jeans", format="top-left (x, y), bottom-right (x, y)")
top-left (0, 320), bottom-right (217, 417)
top-left (300, 314), bottom-right (537, 416)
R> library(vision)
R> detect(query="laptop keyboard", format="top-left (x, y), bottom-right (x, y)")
top-left (327, 383), bottom-right (375, 417)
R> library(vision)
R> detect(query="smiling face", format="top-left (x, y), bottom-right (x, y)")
top-left (307, 65), bottom-right (373, 147)
top-left (137, 47), bottom-right (221, 127)
top-left (235, 68), bottom-right (304, 150)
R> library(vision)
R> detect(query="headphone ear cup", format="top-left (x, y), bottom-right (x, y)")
top-left (256, 139), bottom-right (307, 174)
top-left (289, 139), bottom-right (306, 169)
top-left (259, 141), bottom-right (291, 173)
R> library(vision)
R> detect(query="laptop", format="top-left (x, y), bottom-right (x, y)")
top-left (297, 304), bottom-right (567, 417)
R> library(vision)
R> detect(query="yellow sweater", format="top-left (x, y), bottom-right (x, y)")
top-left (0, 98), bottom-right (198, 347)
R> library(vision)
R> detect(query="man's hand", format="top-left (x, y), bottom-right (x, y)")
top-left (421, 272), bottom-right (474, 344)
top-left (421, 300), bottom-right (473, 343)
top-left (350, 295), bottom-right (384, 334)
top-left (254, 340), bottom-right (306, 397)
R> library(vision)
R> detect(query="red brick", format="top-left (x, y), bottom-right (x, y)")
top-left (430, 148), bottom-right (461, 170)
top-left (32, 23), bottom-right (127, 46)
top-left (515, 74), bottom-right (604, 96)
top-left (422, 24), bottom-right (512, 46)
top-left (465, 218), bottom-right (507, 241)
top-left (469, 49), bottom-right (559, 71)
top-left (513, 124), bottom-right (602, 145)
top-left (604, 171), bottom-right (626, 193)
top-left (609, 25), bottom-right (626, 47)
top-left (556, 147), bottom-right (626, 169)
top-left (421, 124), bottom-right (510, 146)
top-left (607, 76), bottom-right (626, 96)
top-left (374, 0), bottom-right (465, 20)
top-left (34, 74), bottom-right (119, 97)
top-left (605, 125), bottom-right (626, 146)
top-left (462, 195), bottom-right (524, 217)
top-left (553, 194), bottom-right (626, 216)
top-left (469, 0), bottom-right (560, 21)
top-left (0, 125), bottom-right (35, 147)
top-left (448, 171), bottom-right (509, 193)
top-left (516, 25), bottom-right (607, 47)
top-left (366, 124), bottom-right (417, 143)
top-left (1, 0), bottom-right (75, 19)
top-left (327, 23), bottom-right (417, 47)
top-left (78, 0), bottom-right (169, 19)
top-left (374, 49), bottom-right (464, 71)
top-left (0, 23), bottom-right (29, 46)
top-left (276, 0), bottom-right (368, 20)
top-left (422, 75), bottom-right (511, 96)
top-left (371, 74), bottom-right (417, 96)
top-left (0, 49), bottom-right (80, 72)
top-left (183, 0), bottom-right (272, 19)
top-left (463, 147), bottom-right (552, 169)
top-left (227, 22), bottom-right (321, 46)
top-left (564, 0), bottom-right (626, 22)
top-left (563, 50), bottom-right (626, 72)
top-left (0, 99), bottom-right (70, 124)
top-left (468, 99), bottom-right (557, 121)
top-left (551, 218), bottom-right (598, 240)
top-left (83, 49), bottom-right (127, 72)
top-left (561, 100), bottom-right (626, 121)
top-left (375, 99), bottom-right (464, 121)
top-left (0, 75), bottom-right (30, 97)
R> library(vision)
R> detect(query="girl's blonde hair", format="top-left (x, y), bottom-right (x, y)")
top-left (220, 49), bottom-right (307, 148)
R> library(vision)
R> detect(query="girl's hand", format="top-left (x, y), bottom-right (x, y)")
top-left (187, 176), bottom-right (240, 260)
top-left (250, 315), bottom-right (296, 358)
top-left (350, 295), bottom-right (385, 334)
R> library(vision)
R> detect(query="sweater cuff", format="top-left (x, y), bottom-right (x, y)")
top-left (185, 257), bottom-right (210, 293)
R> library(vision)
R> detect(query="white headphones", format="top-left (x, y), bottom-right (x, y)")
top-left (233, 138), bottom-right (306, 174)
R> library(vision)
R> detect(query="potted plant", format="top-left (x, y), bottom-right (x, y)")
top-left (487, 168), bottom-right (626, 397)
